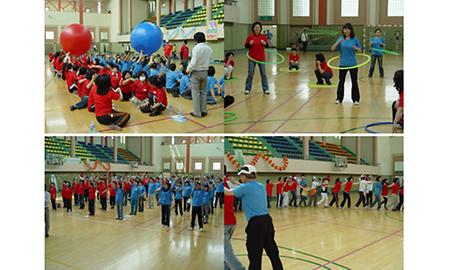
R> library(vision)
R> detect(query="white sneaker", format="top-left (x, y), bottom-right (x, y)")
top-left (244, 90), bottom-right (250, 95)
top-left (199, 228), bottom-right (204, 232)
top-left (335, 99), bottom-right (341, 104)
top-left (354, 101), bottom-right (360, 106)
top-left (189, 227), bottom-right (194, 231)
top-left (264, 90), bottom-right (270, 95)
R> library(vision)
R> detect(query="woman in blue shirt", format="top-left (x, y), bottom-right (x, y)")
top-left (190, 182), bottom-right (204, 231)
top-left (159, 182), bottom-right (173, 227)
top-left (115, 182), bottom-right (124, 221)
top-left (369, 28), bottom-right (385, 78)
top-left (182, 181), bottom-right (192, 212)
top-left (331, 23), bottom-right (362, 105)
top-left (174, 182), bottom-right (183, 216)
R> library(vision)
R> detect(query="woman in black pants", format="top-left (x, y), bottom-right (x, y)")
top-left (331, 23), bottom-right (362, 105)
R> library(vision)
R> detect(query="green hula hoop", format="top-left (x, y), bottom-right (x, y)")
top-left (373, 48), bottom-right (401, 56)
top-left (327, 53), bottom-right (371, 70)
top-left (224, 111), bottom-right (237, 122)
top-left (247, 51), bottom-right (285, 65)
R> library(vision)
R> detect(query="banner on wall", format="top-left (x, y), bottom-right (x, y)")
top-left (206, 20), bottom-right (219, 40)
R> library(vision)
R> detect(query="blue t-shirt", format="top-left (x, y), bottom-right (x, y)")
top-left (130, 184), bottom-right (139, 199)
top-left (192, 189), bottom-right (204, 207)
top-left (115, 188), bottom-right (124, 204)
top-left (182, 185), bottom-right (192, 197)
top-left (138, 185), bottom-right (145, 197)
top-left (300, 179), bottom-right (307, 187)
top-left (175, 187), bottom-right (183, 200)
top-left (371, 37), bottom-right (385, 56)
top-left (233, 181), bottom-right (269, 221)
top-left (159, 189), bottom-right (172, 205)
top-left (147, 69), bottom-right (160, 78)
top-left (132, 62), bottom-right (144, 77)
top-left (374, 181), bottom-right (382, 196)
top-left (180, 75), bottom-right (190, 95)
top-left (216, 182), bottom-right (224, 193)
top-left (207, 76), bottom-right (218, 96)
top-left (148, 182), bottom-right (156, 195)
top-left (166, 70), bottom-right (179, 89)
top-left (336, 37), bottom-right (361, 67)
top-left (202, 190), bottom-right (212, 205)
top-left (120, 61), bottom-right (132, 73)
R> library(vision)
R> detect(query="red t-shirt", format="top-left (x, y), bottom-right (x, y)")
top-left (151, 87), bottom-right (168, 107)
top-left (275, 182), bottom-right (283, 194)
top-left (120, 79), bottom-right (133, 94)
top-left (54, 58), bottom-right (63, 71)
top-left (333, 182), bottom-right (342, 193)
top-left (399, 186), bottom-right (404, 195)
top-left (66, 187), bottom-right (73, 199)
top-left (391, 183), bottom-right (399, 194)
top-left (109, 72), bottom-right (122, 89)
top-left (66, 71), bottom-right (78, 88)
top-left (320, 61), bottom-right (333, 76)
top-left (224, 179), bottom-right (236, 225)
top-left (344, 181), bottom-right (353, 193)
top-left (78, 79), bottom-right (91, 98)
top-left (98, 183), bottom-right (106, 198)
top-left (164, 44), bottom-right (173, 57)
top-left (266, 183), bottom-right (273, 196)
top-left (133, 80), bottom-right (151, 101)
top-left (382, 184), bottom-right (389, 196)
top-left (282, 182), bottom-right (290, 192)
top-left (50, 186), bottom-right (56, 200)
top-left (289, 53), bottom-right (299, 63)
top-left (84, 181), bottom-right (90, 191)
top-left (77, 184), bottom-right (84, 195)
top-left (109, 185), bottom-right (116, 196)
top-left (291, 181), bottom-right (298, 191)
top-left (245, 34), bottom-right (269, 62)
top-left (93, 87), bottom-right (121, 117)
top-left (224, 59), bottom-right (235, 68)
top-left (180, 44), bottom-right (189, 60)
top-left (88, 187), bottom-right (96, 200)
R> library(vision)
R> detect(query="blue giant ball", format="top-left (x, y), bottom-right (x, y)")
top-left (130, 22), bottom-right (163, 55)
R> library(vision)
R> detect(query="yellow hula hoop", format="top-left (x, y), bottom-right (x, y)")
top-left (327, 53), bottom-right (371, 70)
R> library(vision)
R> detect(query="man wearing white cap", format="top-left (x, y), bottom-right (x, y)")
top-left (224, 165), bottom-right (284, 270)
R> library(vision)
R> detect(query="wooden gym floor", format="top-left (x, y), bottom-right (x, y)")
top-left (224, 51), bottom-right (403, 134)
top-left (45, 199), bottom-right (224, 270)
top-left (45, 58), bottom-right (224, 133)
top-left (231, 194), bottom-right (403, 270)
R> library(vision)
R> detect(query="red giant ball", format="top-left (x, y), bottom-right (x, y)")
top-left (60, 24), bottom-right (92, 56)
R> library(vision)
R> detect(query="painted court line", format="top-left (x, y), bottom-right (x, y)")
top-left (46, 257), bottom-right (81, 270)
top-left (311, 228), bottom-right (403, 270)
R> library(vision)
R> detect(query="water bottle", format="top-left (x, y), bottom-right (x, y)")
top-left (89, 121), bottom-right (97, 133)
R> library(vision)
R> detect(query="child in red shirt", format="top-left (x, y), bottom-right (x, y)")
top-left (329, 178), bottom-right (342, 208)
top-left (119, 71), bottom-right (135, 101)
top-left (275, 177), bottom-right (283, 208)
top-left (180, 40), bottom-right (190, 65)
top-left (109, 182), bottom-right (116, 209)
top-left (265, 179), bottom-right (274, 208)
top-left (66, 184), bottom-right (73, 213)
top-left (70, 70), bottom-right (96, 111)
top-left (139, 76), bottom-right (168, 116)
top-left (50, 183), bottom-right (57, 211)
top-left (224, 52), bottom-right (235, 79)
top-left (66, 64), bottom-right (79, 93)
top-left (131, 71), bottom-right (151, 105)
top-left (77, 180), bottom-right (85, 209)
top-left (314, 53), bottom-right (333, 85)
top-left (340, 177), bottom-right (353, 208)
top-left (108, 65), bottom-right (122, 89)
top-left (289, 48), bottom-right (300, 70)
top-left (88, 182), bottom-right (96, 216)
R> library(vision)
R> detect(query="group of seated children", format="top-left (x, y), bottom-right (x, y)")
top-left (49, 50), bottom-right (224, 130)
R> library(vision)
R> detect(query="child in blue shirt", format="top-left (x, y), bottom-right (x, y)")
top-left (202, 185), bottom-right (212, 224)
top-left (166, 63), bottom-right (181, 97)
top-left (179, 67), bottom-right (192, 100)
top-left (174, 182), bottom-right (183, 216)
top-left (369, 28), bottom-right (385, 78)
top-left (147, 180), bottom-right (156, 209)
top-left (190, 182), bottom-right (204, 231)
top-left (182, 181), bottom-right (192, 212)
top-left (129, 180), bottom-right (139, 215)
top-left (115, 182), bottom-right (124, 221)
top-left (206, 66), bottom-right (223, 105)
top-left (331, 23), bottom-right (362, 105)
top-left (138, 182), bottom-right (146, 213)
top-left (159, 182), bottom-right (173, 227)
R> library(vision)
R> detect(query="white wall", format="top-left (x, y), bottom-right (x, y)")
top-left (377, 137), bottom-right (404, 175)
top-left (45, 11), bottom-right (111, 27)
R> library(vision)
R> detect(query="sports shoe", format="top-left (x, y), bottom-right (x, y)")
top-left (244, 90), bottom-right (250, 95)
top-left (354, 101), bottom-right (360, 106)
top-left (264, 90), bottom-right (270, 95)
top-left (335, 99), bottom-right (341, 104)
top-left (190, 227), bottom-right (194, 231)
top-left (109, 125), bottom-right (122, 131)
top-left (199, 228), bottom-right (204, 232)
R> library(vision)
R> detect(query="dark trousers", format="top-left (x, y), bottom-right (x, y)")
top-left (299, 193), bottom-right (307, 207)
top-left (122, 92), bottom-right (133, 101)
top-left (245, 215), bottom-right (283, 270)
top-left (89, 199), bottom-right (95, 215)
top-left (79, 194), bottom-right (85, 209)
top-left (340, 192), bottom-right (351, 208)
top-left (355, 191), bottom-right (366, 207)
top-left (329, 192), bottom-right (339, 208)
top-left (368, 55), bottom-right (384, 77)
top-left (302, 41), bottom-right (308, 53)
top-left (191, 206), bottom-right (203, 229)
top-left (161, 204), bottom-right (170, 226)
top-left (175, 199), bottom-right (183, 215)
top-left (110, 196), bottom-right (115, 208)
top-left (66, 198), bottom-right (72, 212)
top-left (51, 199), bottom-right (57, 210)
top-left (234, 197), bottom-right (242, 211)
top-left (139, 98), bottom-right (166, 116)
top-left (337, 68), bottom-right (359, 102)
top-left (395, 194), bottom-right (404, 210)
top-left (97, 112), bottom-right (130, 128)
top-left (288, 191), bottom-right (297, 207)
top-left (314, 70), bottom-right (332, 84)
top-left (215, 192), bottom-right (224, 208)
top-left (138, 197), bottom-right (144, 212)
top-left (380, 196), bottom-right (388, 209)
top-left (366, 191), bottom-right (373, 206)
top-left (63, 198), bottom-right (67, 209)
top-left (267, 196), bottom-right (271, 208)
top-left (100, 196), bottom-right (107, 211)
top-left (74, 193), bottom-right (79, 205)
top-left (276, 194), bottom-right (282, 208)
top-left (183, 197), bottom-right (191, 212)
top-left (84, 190), bottom-right (89, 202)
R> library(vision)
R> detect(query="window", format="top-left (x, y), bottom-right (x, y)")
top-left (163, 162), bottom-right (171, 170)
top-left (341, 0), bottom-right (359, 17)
top-left (176, 162), bottom-right (184, 170)
top-left (212, 162), bottom-right (221, 171)
top-left (292, 0), bottom-right (310, 17)
top-left (194, 162), bottom-right (202, 170)
top-left (388, 0), bottom-right (403, 17)
top-left (45, 31), bottom-right (54, 40)
top-left (101, 32), bottom-right (108, 40)
top-left (258, 0), bottom-right (275, 17)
